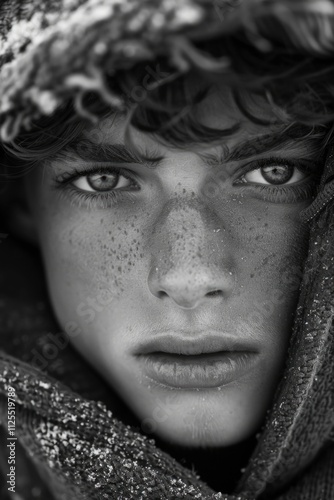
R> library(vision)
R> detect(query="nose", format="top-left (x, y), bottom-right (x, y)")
top-left (149, 268), bottom-right (232, 309)
top-left (147, 200), bottom-right (235, 310)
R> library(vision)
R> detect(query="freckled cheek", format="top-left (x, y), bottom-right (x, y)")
top-left (231, 209), bottom-right (309, 298)
top-left (38, 210), bottom-right (147, 302)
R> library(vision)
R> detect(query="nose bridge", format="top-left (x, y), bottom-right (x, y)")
top-left (151, 198), bottom-right (220, 264)
top-left (147, 197), bottom-right (235, 308)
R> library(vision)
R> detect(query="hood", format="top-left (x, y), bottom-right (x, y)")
top-left (1, 0), bottom-right (334, 498)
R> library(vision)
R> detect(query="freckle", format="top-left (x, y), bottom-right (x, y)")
top-left (100, 218), bottom-right (104, 224)
top-left (111, 236), bottom-right (115, 242)
top-left (250, 273), bottom-right (254, 278)
top-left (118, 266), bottom-right (122, 272)
top-left (255, 235), bottom-right (260, 240)
top-left (140, 254), bottom-right (144, 258)
top-left (183, 188), bottom-right (186, 194)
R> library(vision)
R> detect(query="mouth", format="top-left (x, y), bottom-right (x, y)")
top-left (134, 334), bottom-right (260, 389)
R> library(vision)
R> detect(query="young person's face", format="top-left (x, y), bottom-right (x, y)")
top-left (23, 84), bottom-right (317, 447)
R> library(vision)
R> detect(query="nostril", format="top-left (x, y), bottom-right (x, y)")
top-left (206, 290), bottom-right (223, 298)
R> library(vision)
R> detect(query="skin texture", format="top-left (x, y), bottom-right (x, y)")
top-left (21, 85), bottom-right (318, 448)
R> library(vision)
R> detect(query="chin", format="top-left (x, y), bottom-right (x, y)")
top-left (140, 403), bottom-right (261, 448)
top-left (150, 420), bottom-right (253, 448)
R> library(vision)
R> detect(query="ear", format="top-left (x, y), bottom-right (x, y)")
top-left (2, 178), bottom-right (39, 246)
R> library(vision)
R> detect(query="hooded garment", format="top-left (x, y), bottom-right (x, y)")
top-left (1, 0), bottom-right (334, 499)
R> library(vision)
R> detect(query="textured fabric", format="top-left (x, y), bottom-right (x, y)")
top-left (0, 0), bottom-right (226, 142)
top-left (300, 149), bottom-right (334, 222)
top-left (1, 0), bottom-right (334, 498)
top-left (0, 353), bottom-right (220, 499)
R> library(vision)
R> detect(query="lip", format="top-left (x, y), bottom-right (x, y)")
top-left (134, 333), bottom-right (260, 389)
top-left (134, 333), bottom-right (260, 356)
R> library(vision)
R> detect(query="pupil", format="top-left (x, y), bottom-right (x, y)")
top-left (261, 165), bottom-right (293, 185)
top-left (87, 173), bottom-right (118, 191)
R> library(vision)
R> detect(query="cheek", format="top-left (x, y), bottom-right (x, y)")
top-left (232, 201), bottom-right (309, 285)
top-left (32, 196), bottom-right (148, 327)
top-left (229, 203), bottom-right (309, 353)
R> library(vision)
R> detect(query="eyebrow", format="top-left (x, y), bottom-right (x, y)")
top-left (57, 140), bottom-right (164, 168)
top-left (55, 124), bottom-right (320, 170)
top-left (199, 124), bottom-right (321, 165)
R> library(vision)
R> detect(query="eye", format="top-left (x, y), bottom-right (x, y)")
top-left (241, 163), bottom-right (307, 186)
top-left (73, 171), bottom-right (132, 192)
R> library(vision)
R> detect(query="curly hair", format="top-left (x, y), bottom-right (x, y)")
top-left (2, 0), bottom-right (334, 178)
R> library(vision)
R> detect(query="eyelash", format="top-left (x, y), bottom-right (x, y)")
top-left (54, 166), bottom-right (139, 209)
top-left (232, 157), bottom-right (319, 203)
top-left (53, 157), bottom-right (319, 209)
